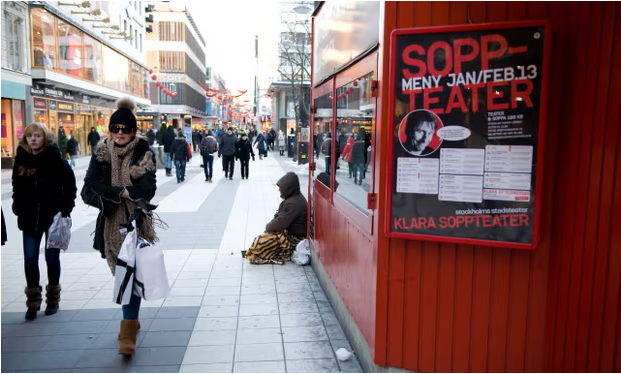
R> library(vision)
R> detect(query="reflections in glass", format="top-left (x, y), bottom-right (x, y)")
top-left (84, 35), bottom-right (102, 84)
top-left (31, 8), bottom-right (56, 69)
top-left (334, 72), bottom-right (374, 214)
top-left (103, 46), bottom-right (119, 90)
top-left (313, 91), bottom-right (334, 188)
top-left (57, 20), bottom-right (83, 77)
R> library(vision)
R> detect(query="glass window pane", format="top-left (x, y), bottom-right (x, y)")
top-left (84, 35), bottom-right (102, 84)
top-left (118, 56), bottom-right (130, 92)
top-left (313, 91), bottom-right (334, 186)
top-left (7, 13), bottom-right (24, 71)
top-left (334, 72), bottom-right (374, 214)
top-left (31, 8), bottom-right (56, 69)
top-left (103, 46), bottom-right (119, 89)
top-left (57, 20), bottom-right (83, 78)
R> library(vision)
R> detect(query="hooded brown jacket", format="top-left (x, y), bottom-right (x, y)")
top-left (265, 172), bottom-right (307, 237)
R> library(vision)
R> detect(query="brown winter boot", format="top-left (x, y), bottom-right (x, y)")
top-left (118, 320), bottom-right (140, 355)
top-left (24, 286), bottom-right (43, 321)
top-left (118, 320), bottom-right (141, 340)
top-left (44, 284), bottom-right (61, 315)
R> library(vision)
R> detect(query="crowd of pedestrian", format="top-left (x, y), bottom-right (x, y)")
top-left (6, 108), bottom-right (308, 359)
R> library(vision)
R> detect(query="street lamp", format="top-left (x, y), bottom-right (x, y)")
top-left (293, 3), bottom-right (312, 14)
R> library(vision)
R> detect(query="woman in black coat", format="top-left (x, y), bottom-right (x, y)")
top-left (81, 97), bottom-right (158, 356)
top-left (235, 132), bottom-right (255, 179)
top-left (12, 123), bottom-right (77, 321)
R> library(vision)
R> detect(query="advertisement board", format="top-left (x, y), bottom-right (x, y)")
top-left (386, 21), bottom-right (551, 249)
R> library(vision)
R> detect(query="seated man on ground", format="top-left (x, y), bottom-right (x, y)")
top-left (244, 172), bottom-right (307, 265)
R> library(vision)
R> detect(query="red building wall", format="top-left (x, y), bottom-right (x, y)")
top-left (375, 2), bottom-right (621, 372)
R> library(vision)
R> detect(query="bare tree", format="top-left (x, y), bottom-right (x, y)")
top-left (268, 18), bottom-right (311, 124)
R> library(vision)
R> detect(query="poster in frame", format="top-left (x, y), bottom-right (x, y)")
top-left (385, 21), bottom-right (551, 250)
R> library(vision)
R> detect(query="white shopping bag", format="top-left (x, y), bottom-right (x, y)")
top-left (112, 223), bottom-right (138, 305)
top-left (46, 212), bottom-right (72, 251)
top-left (134, 238), bottom-right (170, 301)
top-left (292, 239), bottom-right (311, 266)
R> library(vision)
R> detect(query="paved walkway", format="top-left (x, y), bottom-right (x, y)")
top-left (0, 149), bottom-right (363, 373)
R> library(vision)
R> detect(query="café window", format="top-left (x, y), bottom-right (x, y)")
top-left (314, 91), bottom-right (333, 185)
top-left (84, 34), bottom-right (103, 84)
top-left (58, 20), bottom-right (83, 78)
top-left (334, 72), bottom-right (375, 214)
top-left (31, 8), bottom-right (57, 69)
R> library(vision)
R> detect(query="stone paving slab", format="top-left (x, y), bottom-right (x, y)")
top-left (1, 153), bottom-right (363, 373)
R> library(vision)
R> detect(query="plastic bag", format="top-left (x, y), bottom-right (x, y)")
top-left (46, 212), bottom-right (72, 251)
top-left (134, 237), bottom-right (170, 301)
top-left (336, 348), bottom-right (352, 361)
top-left (292, 239), bottom-right (311, 266)
top-left (113, 222), bottom-right (138, 305)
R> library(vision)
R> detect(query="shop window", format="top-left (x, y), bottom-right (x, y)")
top-left (84, 35), bottom-right (103, 84)
top-left (1, 99), bottom-right (14, 157)
top-left (57, 20), bottom-right (83, 78)
top-left (31, 8), bottom-right (56, 69)
top-left (103, 46), bottom-right (119, 89)
top-left (314, 91), bottom-right (334, 186)
top-left (33, 97), bottom-right (48, 127)
top-left (118, 56), bottom-right (130, 93)
top-left (334, 72), bottom-right (374, 214)
top-left (5, 11), bottom-right (25, 71)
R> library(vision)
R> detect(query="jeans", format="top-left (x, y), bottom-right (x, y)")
top-left (164, 152), bottom-right (172, 169)
top-left (203, 154), bottom-right (214, 179)
top-left (353, 162), bottom-right (365, 182)
top-left (222, 155), bottom-right (235, 177)
top-left (70, 154), bottom-right (77, 167)
top-left (240, 158), bottom-right (249, 178)
top-left (174, 159), bottom-right (186, 181)
top-left (23, 230), bottom-right (60, 288)
top-left (122, 292), bottom-right (141, 320)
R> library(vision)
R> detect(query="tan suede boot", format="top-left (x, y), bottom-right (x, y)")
top-left (118, 320), bottom-right (141, 340)
top-left (118, 320), bottom-right (139, 355)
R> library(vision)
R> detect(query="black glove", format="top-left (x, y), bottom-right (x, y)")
top-left (252, 156), bottom-right (255, 161)
top-left (61, 211), bottom-right (70, 218)
top-left (218, 154), bottom-right (221, 158)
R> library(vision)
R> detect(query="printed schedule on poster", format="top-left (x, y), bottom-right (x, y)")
top-left (396, 157), bottom-right (439, 194)
top-left (387, 22), bottom-right (549, 249)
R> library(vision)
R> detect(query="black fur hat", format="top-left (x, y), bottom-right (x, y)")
top-left (109, 97), bottom-right (137, 132)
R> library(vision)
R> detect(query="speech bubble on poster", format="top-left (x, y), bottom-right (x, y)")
top-left (436, 126), bottom-right (471, 141)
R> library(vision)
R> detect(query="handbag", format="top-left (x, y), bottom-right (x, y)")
top-left (46, 212), bottom-right (72, 251)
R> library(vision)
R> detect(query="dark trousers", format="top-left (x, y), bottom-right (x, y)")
top-left (203, 153), bottom-right (214, 179)
top-left (348, 162), bottom-right (355, 177)
top-left (23, 230), bottom-right (60, 288)
top-left (239, 159), bottom-right (250, 178)
top-left (222, 155), bottom-right (235, 176)
top-left (174, 160), bottom-right (186, 181)
top-left (324, 156), bottom-right (331, 175)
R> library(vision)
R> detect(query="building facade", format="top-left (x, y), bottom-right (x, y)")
top-left (0, 1), bottom-right (152, 167)
top-left (1, 1), bottom-right (32, 168)
top-left (142, 1), bottom-right (207, 132)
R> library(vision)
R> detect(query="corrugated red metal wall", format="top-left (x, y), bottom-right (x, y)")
top-left (375, 1), bottom-right (621, 372)
top-left (313, 183), bottom-right (378, 356)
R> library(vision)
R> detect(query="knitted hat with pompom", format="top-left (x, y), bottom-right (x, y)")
top-left (109, 97), bottom-right (137, 132)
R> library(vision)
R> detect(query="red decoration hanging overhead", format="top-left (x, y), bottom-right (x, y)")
top-left (237, 90), bottom-right (248, 94)
top-left (151, 75), bottom-right (157, 80)
top-left (149, 69), bottom-right (153, 74)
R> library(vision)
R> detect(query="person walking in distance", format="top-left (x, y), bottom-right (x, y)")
top-left (66, 134), bottom-right (79, 168)
top-left (171, 132), bottom-right (190, 183)
top-left (219, 127), bottom-right (237, 180)
top-left (254, 131), bottom-right (267, 160)
top-left (341, 136), bottom-right (355, 178)
top-left (191, 129), bottom-right (199, 153)
top-left (236, 132), bottom-right (255, 180)
top-left (162, 125), bottom-right (176, 177)
top-left (320, 132), bottom-right (332, 174)
top-left (81, 97), bottom-right (158, 356)
top-left (278, 130), bottom-right (286, 156)
top-left (146, 128), bottom-right (156, 146)
top-left (12, 123), bottom-right (77, 321)
top-left (200, 130), bottom-right (218, 182)
top-left (87, 126), bottom-right (100, 155)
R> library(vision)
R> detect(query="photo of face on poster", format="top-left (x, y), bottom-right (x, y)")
top-left (398, 109), bottom-right (443, 156)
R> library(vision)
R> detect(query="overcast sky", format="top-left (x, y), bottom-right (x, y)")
top-left (185, 1), bottom-right (281, 102)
